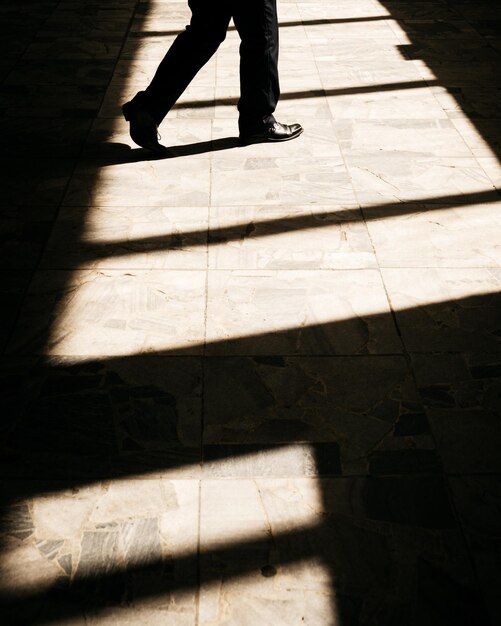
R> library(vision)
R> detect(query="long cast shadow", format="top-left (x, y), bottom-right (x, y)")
top-left (1, 0), bottom-right (501, 624)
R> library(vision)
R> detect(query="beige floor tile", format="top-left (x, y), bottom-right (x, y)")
top-left (337, 119), bottom-right (472, 157)
top-left (208, 205), bottom-right (375, 270)
top-left (7, 269), bottom-right (207, 357)
top-left (199, 478), bottom-right (335, 626)
top-left (345, 154), bottom-right (496, 204)
top-left (327, 87), bottom-right (449, 120)
top-left (64, 157), bottom-right (211, 207)
top-left (211, 156), bottom-right (356, 206)
top-left (382, 267), bottom-right (501, 352)
top-left (205, 269), bottom-right (401, 355)
top-left (0, 479), bottom-right (199, 623)
top-left (365, 202), bottom-right (501, 268)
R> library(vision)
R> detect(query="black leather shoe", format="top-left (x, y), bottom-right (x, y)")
top-left (240, 121), bottom-right (303, 144)
top-left (122, 101), bottom-right (166, 154)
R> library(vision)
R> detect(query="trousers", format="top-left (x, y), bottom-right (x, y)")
top-left (135, 0), bottom-right (280, 131)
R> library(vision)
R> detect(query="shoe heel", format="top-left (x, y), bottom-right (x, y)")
top-left (122, 102), bottom-right (132, 121)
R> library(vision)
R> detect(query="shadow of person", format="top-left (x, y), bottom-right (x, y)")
top-left (86, 137), bottom-right (242, 167)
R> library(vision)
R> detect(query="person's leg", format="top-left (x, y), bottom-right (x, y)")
top-left (123, 0), bottom-right (231, 150)
top-left (232, 0), bottom-right (280, 134)
top-left (137, 0), bottom-right (232, 124)
top-left (232, 0), bottom-right (302, 142)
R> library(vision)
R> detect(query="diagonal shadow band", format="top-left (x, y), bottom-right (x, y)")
top-left (168, 79), bottom-right (441, 110)
top-left (42, 188), bottom-right (500, 264)
top-left (132, 15), bottom-right (394, 38)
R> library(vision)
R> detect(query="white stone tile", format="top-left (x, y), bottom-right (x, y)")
top-left (7, 269), bottom-right (207, 356)
top-left (365, 202), bottom-right (501, 267)
top-left (211, 157), bottom-right (356, 206)
top-left (208, 205), bottom-right (376, 270)
top-left (345, 154), bottom-right (496, 204)
top-left (205, 269), bottom-right (401, 355)
top-left (64, 157), bottom-right (211, 207)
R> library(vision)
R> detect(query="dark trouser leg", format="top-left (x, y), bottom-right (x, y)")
top-left (134, 0), bottom-right (231, 124)
top-left (232, 0), bottom-right (280, 133)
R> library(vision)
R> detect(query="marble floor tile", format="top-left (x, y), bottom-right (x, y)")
top-left (208, 205), bottom-right (376, 270)
top-left (199, 476), bottom-right (487, 626)
top-left (205, 270), bottom-right (401, 355)
top-left (211, 156), bottom-right (356, 206)
top-left (0, 478), bottom-right (200, 625)
top-left (42, 204), bottom-right (209, 270)
top-left (305, 20), bottom-right (399, 41)
top-left (412, 353), bottom-right (501, 473)
top-left (7, 269), bottom-right (207, 357)
top-left (0, 355), bottom-right (202, 478)
top-left (309, 38), bottom-right (407, 63)
top-left (364, 202), bottom-right (501, 268)
top-left (344, 154), bottom-right (496, 204)
top-left (327, 86), bottom-right (449, 120)
top-left (64, 156), bottom-right (211, 207)
top-left (382, 268), bottom-right (501, 353)
top-left (202, 355), bottom-right (435, 476)
top-left (296, 0), bottom-right (388, 20)
top-left (336, 119), bottom-right (472, 157)
top-left (318, 64), bottom-right (427, 89)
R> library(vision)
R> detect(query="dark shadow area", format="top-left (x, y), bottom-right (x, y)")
top-left (1, 291), bottom-right (501, 624)
top-left (1, 0), bottom-right (500, 625)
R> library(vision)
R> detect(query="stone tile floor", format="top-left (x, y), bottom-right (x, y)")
top-left (1, 0), bottom-right (500, 624)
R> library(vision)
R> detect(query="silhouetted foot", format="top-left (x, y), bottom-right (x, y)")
top-left (122, 101), bottom-right (167, 154)
top-left (239, 121), bottom-right (303, 145)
